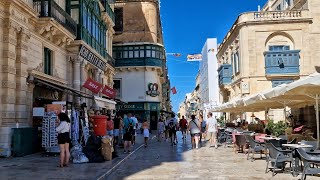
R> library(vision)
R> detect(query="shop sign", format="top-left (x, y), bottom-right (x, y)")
top-left (146, 83), bottom-right (160, 97)
top-left (117, 103), bottom-right (144, 110)
top-left (79, 45), bottom-right (107, 71)
top-left (101, 85), bottom-right (116, 98)
top-left (83, 78), bottom-right (103, 94)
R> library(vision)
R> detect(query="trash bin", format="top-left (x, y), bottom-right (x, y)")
top-left (92, 115), bottom-right (107, 136)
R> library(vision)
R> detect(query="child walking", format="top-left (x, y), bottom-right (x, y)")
top-left (142, 120), bottom-right (149, 148)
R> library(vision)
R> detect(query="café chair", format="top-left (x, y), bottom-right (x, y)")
top-left (246, 135), bottom-right (265, 161)
top-left (297, 148), bottom-right (320, 180)
top-left (265, 143), bottom-right (293, 177)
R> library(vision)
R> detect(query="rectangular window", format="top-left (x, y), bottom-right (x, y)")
top-left (236, 52), bottom-right (240, 73)
top-left (269, 45), bottom-right (290, 51)
top-left (146, 50), bottom-right (151, 57)
top-left (134, 50), bottom-right (139, 58)
top-left (140, 50), bottom-right (145, 57)
top-left (44, 47), bottom-right (52, 75)
top-left (114, 8), bottom-right (123, 32)
top-left (129, 51), bottom-right (134, 58)
top-left (113, 79), bottom-right (121, 98)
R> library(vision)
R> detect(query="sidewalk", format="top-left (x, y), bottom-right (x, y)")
top-left (0, 134), bottom-right (147, 180)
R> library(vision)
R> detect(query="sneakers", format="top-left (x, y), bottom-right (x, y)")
top-left (215, 145), bottom-right (218, 149)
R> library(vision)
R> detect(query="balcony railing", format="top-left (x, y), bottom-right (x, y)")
top-left (105, 51), bottom-right (115, 67)
top-left (100, 0), bottom-right (115, 23)
top-left (218, 64), bottom-right (232, 86)
top-left (264, 50), bottom-right (300, 76)
top-left (254, 10), bottom-right (302, 20)
top-left (33, 0), bottom-right (77, 36)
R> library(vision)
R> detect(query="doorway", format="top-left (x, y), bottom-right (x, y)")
top-left (150, 111), bottom-right (158, 130)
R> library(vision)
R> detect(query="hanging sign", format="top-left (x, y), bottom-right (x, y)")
top-left (83, 78), bottom-right (103, 94)
top-left (187, 54), bottom-right (202, 61)
top-left (79, 45), bottom-right (107, 71)
top-left (101, 85), bottom-right (116, 98)
top-left (146, 83), bottom-right (160, 97)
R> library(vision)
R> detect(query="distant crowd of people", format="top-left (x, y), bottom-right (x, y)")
top-left (157, 112), bottom-right (219, 149)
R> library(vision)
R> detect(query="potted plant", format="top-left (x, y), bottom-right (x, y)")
top-left (266, 120), bottom-right (287, 137)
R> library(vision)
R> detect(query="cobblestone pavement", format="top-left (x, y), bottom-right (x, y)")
top-left (0, 134), bottom-right (147, 180)
top-left (106, 132), bottom-right (320, 180)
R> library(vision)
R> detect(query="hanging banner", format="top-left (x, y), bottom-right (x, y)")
top-left (83, 78), bottom-right (103, 94)
top-left (101, 85), bottom-right (116, 98)
top-left (187, 54), bottom-right (202, 61)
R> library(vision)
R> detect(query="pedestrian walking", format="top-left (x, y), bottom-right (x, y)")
top-left (189, 115), bottom-right (201, 149)
top-left (56, 113), bottom-right (71, 168)
top-left (142, 120), bottom-right (149, 148)
top-left (168, 114), bottom-right (178, 146)
top-left (123, 113), bottom-right (135, 153)
top-left (131, 114), bottom-right (138, 145)
top-left (157, 119), bottom-right (165, 142)
top-left (179, 116), bottom-right (188, 140)
top-left (206, 112), bottom-right (218, 148)
top-left (200, 114), bottom-right (207, 143)
top-left (113, 114), bottom-right (121, 145)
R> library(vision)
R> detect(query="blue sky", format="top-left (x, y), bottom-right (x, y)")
top-left (160, 0), bottom-right (266, 113)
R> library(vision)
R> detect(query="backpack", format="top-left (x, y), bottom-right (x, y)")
top-left (168, 119), bottom-right (176, 131)
top-left (126, 119), bottom-right (134, 134)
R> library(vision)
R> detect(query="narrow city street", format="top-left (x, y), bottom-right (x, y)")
top-left (106, 132), bottom-right (319, 180)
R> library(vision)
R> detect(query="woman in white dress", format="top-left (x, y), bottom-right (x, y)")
top-left (142, 120), bottom-right (149, 148)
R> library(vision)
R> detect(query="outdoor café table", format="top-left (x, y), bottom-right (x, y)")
top-left (282, 144), bottom-right (314, 176)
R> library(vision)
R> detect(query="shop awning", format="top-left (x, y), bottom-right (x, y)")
top-left (34, 78), bottom-right (93, 99)
top-left (94, 96), bottom-right (116, 109)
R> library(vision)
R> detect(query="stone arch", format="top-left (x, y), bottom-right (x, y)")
top-left (265, 31), bottom-right (295, 51)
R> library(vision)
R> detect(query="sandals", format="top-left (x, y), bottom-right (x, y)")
top-left (57, 165), bottom-right (63, 168)
top-left (57, 164), bottom-right (68, 168)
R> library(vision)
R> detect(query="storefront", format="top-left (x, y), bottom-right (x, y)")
top-left (116, 102), bottom-right (160, 130)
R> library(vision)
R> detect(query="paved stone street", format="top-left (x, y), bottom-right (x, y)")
top-left (0, 134), bottom-right (147, 180)
top-left (106, 132), bottom-right (319, 180)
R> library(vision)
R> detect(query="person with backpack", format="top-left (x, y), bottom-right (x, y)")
top-left (188, 115), bottom-right (201, 149)
top-left (123, 113), bottom-right (135, 153)
top-left (179, 116), bottom-right (188, 140)
top-left (168, 114), bottom-right (178, 146)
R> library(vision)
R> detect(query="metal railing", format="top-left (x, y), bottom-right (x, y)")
top-left (33, 0), bottom-right (77, 36)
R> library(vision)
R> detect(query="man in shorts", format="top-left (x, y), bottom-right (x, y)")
top-left (206, 112), bottom-right (218, 148)
top-left (131, 114), bottom-right (138, 145)
top-left (168, 114), bottom-right (178, 145)
top-left (179, 116), bottom-right (188, 140)
top-left (123, 113), bottom-right (136, 153)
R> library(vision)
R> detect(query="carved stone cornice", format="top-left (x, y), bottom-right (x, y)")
top-left (37, 18), bottom-right (75, 47)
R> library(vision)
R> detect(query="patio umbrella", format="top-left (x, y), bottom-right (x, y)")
top-left (283, 73), bottom-right (320, 148)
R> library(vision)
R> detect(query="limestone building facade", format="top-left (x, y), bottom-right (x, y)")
top-left (112, 0), bottom-right (170, 130)
top-left (217, 0), bottom-right (320, 123)
top-left (0, 0), bottom-right (115, 128)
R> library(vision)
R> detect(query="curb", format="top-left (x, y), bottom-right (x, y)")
top-left (97, 135), bottom-right (156, 180)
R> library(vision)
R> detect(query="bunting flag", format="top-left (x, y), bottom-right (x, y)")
top-left (171, 87), bottom-right (177, 95)
top-left (187, 54), bottom-right (202, 61)
top-left (173, 53), bottom-right (182, 57)
top-left (208, 48), bottom-right (215, 52)
top-left (101, 85), bottom-right (116, 98)
top-left (82, 78), bottom-right (103, 94)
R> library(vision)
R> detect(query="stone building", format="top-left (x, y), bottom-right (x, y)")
top-left (217, 0), bottom-right (320, 125)
top-left (112, 0), bottom-right (170, 130)
top-left (0, 0), bottom-right (115, 128)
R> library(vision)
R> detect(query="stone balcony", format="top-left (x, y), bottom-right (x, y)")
top-left (220, 9), bottom-right (311, 48)
top-left (33, 0), bottom-right (77, 46)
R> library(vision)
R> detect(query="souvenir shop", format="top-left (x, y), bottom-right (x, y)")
top-left (27, 77), bottom-right (117, 162)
